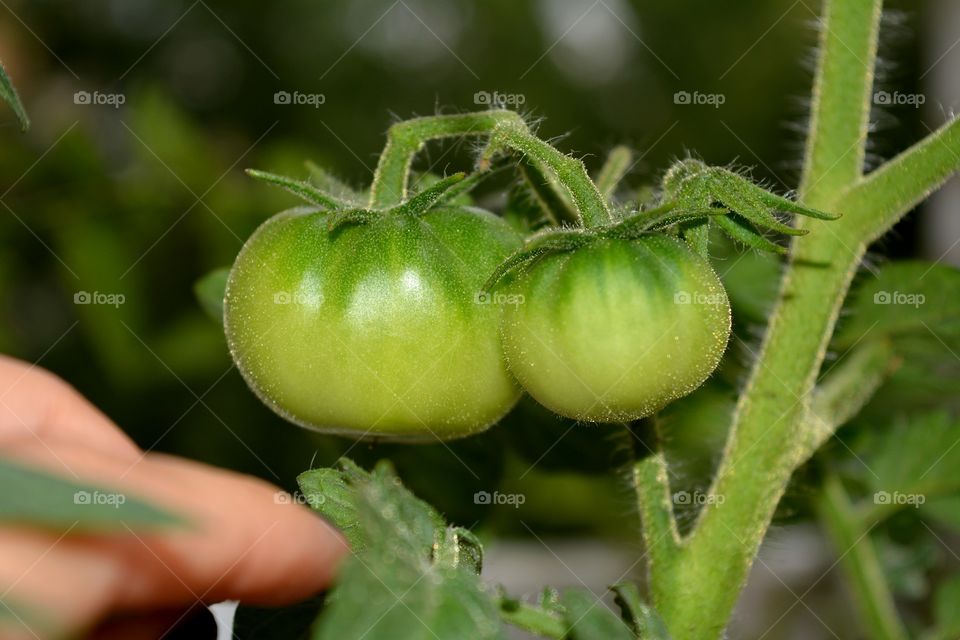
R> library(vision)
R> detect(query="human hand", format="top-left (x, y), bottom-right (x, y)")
top-left (0, 355), bottom-right (347, 639)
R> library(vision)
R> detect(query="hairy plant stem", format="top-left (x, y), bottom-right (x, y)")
top-left (817, 473), bottom-right (908, 640)
top-left (648, 0), bottom-right (885, 636)
top-left (368, 110), bottom-right (526, 208)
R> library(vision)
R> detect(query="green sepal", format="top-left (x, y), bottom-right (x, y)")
top-left (393, 172), bottom-right (466, 217)
top-left (246, 169), bottom-right (349, 210)
top-left (715, 213), bottom-right (788, 255)
top-left (483, 227), bottom-right (591, 291)
top-left (304, 160), bottom-right (366, 206)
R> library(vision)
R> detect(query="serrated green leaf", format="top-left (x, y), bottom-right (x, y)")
top-left (0, 457), bottom-right (184, 532)
top-left (835, 261), bottom-right (960, 348)
top-left (560, 589), bottom-right (635, 640)
top-left (193, 267), bottom-right (229, 324)
top-left (310, 460), bottom-right (503, 640)
top-left (314, 546), bottom-right (505, 640)
top-left (611, 583), bottom-right (671, 639)
top-left (0, 61), bottom-right (29, 131)
top-left (297, 467), bottom-right (366, 551)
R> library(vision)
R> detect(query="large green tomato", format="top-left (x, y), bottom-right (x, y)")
top-left (501, 234), bottom-right (731, 422)
top-left (224, 205), bottom-right (522, 440)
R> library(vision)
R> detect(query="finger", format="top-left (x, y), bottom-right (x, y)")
top-left (0, 355), bottom-right (139, 459)
top-left (3, 441), bottom-right (347, 612)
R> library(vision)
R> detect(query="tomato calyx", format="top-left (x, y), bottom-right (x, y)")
top-left (245, 167), bottom-right (485, 233)
top-left (483, 158), bottom-right (843, 289)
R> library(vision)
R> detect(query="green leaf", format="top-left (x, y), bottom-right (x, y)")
top-left (0, 457), bottom-right (184, 531)
top-left (835, 261), bottom-right (960, 348)
top-left (314, 545), bottom-right (505, 640)
top-left (560, 589), bottom-right (635, 640)
top-left (483, 228), bottom-right (590, 291)
top-left (310, 460), bottom-right (504, 640)
top-left (611, 583), bottom-right (671, 639)
top-left (0, 60), bottom-right (29, 131)
top-left (858, 412), bottom-right (960, 523)
top-left (193, 267), bottom-right (229, 324)
top-left (297, 466), bottom-right (367, 552)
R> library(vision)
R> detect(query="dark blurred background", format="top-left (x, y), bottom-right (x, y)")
top-left (1, 1), bottom-right (957, 637)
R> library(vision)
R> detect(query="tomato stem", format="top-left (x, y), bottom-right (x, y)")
top-left (480, 121), bottom-right (613, 229)
top-left (369, 110), bottom-right (526, 208)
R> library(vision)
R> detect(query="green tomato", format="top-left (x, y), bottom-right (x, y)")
top-left (224, 205), bottom-right (523, 440)
top-left (501, 234), bottom-right (731, 422)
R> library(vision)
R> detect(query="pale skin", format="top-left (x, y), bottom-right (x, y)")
top-left (0, 355), bottom-right (348, 639)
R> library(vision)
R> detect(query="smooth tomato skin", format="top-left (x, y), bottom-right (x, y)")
top-left (224, 206), bottom-right (523, 440)
top-left (501, 235), bottom-right (731, 422)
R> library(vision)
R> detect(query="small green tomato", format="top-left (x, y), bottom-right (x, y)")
top-left (500, 234), bottom-right (731, 422)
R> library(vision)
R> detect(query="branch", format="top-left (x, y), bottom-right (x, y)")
top-left (368, 110), bottom-right (526, 208)
top-left (816, 473), bottom-right (908, 640)
top-left (799, 0), bottom-right (883, 206)
top-left (633, 450), bottom-right (682, 602)
top-left (837, 115), bottom-right (960, 242)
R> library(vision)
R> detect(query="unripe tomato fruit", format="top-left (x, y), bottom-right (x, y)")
top-left (224, 205), bottom-right (523, 440)
top-left (501, 234), bottom-right (731, 422)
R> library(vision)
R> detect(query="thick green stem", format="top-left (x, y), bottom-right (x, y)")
top-left (651, 1), bottom-right (883, 636)
top-left (368, 110), bottom-right (526, 208)
top-left (817, 473), bottom-right (908, 640)
top-left (799, 0), bottom-right (881, 205)
top-left (482, 122), bottom-right (612, 228)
